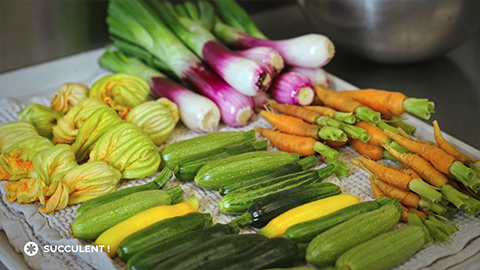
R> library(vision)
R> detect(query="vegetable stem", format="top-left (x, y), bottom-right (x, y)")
top-left (312, 142), bottom-right (338, 161)
top-left (408, 179), bottom-right (443, 203)
top-left (318, 126), bottom-right (348, 142)
top-left (354, 107), bottom-right (381, 125)
top-left (450, 161), bottom-right (480, 192)
top-left (403, 98), bottom-right (435, 120)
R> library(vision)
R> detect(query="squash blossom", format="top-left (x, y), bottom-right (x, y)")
top-left (0, 135), bottom-right (54, 181)
top-left (50, 82), bottom-right (89, 114)
top-left (5, 144), bottom-right (78, 208)
top-left (71, 106), bottom-right (124, 162)
top-left (126, 101), bottom-right (176, 146)
top-left (18, 103), bottom-right (63, 139)
top-left (62, 161), bottom-right (122, 204)
top-left (52, 98), bottom-right (107, 144)
top-left (89, 73), bottom-right (150, 119)
top-left (39, 161), bottom-right (122, 213)
top-left (156, 98), bottom-right (180, 125)
top-left (0, 122), bottom-right (38, 153)
top-left (89, 123), bottom-right (161, 179)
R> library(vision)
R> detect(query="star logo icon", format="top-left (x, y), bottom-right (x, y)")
top-left (23, 241), bottom-right (39, 256)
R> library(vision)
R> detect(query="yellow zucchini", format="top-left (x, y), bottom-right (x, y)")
top-left (257, 194), bottom-right (360, 238)
top-left (94, 194), bottom-right (198, 258)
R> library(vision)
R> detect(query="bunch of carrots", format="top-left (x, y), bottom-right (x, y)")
top-left (352, 120), bottom-right (480, 241)
top-left (254, 85), bottom-right (435, 178)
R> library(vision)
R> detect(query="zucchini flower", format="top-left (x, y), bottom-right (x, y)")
top-left (38, 161), bottom-right (122, 213)
top-left (126, 101), bottom-right (176, 146)
top-left (0, 122), bottom-right (38, 153)
top-left (32, 144), bottom-right (78, 187)
top-left (18, 103), bottom-right (63, 139)
top-left (89, 123), bottom-right (161, 179)
top-left (0, 135), bottom-right (54, 181)
top-left (50, 82), bottom-right (89, 114)
top-left (5, 144), bottom-right (78, 208)
top-left (63, 161), bottom-right (122, 204)
top-left (71, 106), bottom-right (124, 161)
top-left (5, 177), bottom-right (45, 204)
top-left (89, 73), bottom-right (150, 119)
top-left (52, 98), bottom-right (107, 144)
top-left (157, 98), bottom-right (180, 125)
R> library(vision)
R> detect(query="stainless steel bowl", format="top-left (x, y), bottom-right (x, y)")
top-left (297, 0), bottom-right (480, 64)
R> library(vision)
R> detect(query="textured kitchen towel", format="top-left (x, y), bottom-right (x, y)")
top-left (1, 88), bottom-right (480, 270)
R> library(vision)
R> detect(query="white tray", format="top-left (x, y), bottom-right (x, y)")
top-left (1, 48), bottom-right (479, 270)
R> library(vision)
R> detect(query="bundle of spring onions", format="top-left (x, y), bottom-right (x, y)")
top-left (100, 0), bottom-right (340, 131)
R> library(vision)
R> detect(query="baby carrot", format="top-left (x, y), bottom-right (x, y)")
top-left (336, 88), bottom-right (435, 120)
top-left (383, 144), bottom-right (480, 216)
top-left (314, 85), bottom-right (381, 124)
top-left (305, 105), bottom-right (357, 124)
top-left (267, 99), bottom-right (320, 124)
top-left (268, 99), bottom-right (370, 142)
top-left (355, 157), bottom-right (442, 202)
top-left (370, 175), bottom-right (419, 208)
top-left (350, 139), bottom-right (384, 161)
top-left (259, 110), bottom-right (347, 142)
top-left (368, 176), bottom-right (386, 199)
top-left (433, 120), bottom-right (479, 169)
top-left (253, 127), bottom-right (350, 176)
top-left (384, 129), bottom-right (479, 191)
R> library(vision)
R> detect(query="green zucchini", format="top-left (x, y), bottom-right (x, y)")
top-left (159, 130), bottom-right (256, 170)
top-left (197, 237), bottom-right (298, 270)
top-left (76, 167), bottom-right (172, 216)
top-left (118, 212), bottom-right (213, 260)
top-left (219, 155), bottom-right (318, 196)
top-left (283, 199), bottom-right (387, 243)
top-left (335, 225), bottom-right (429, 270)
top-left (218, 164), bottom-right (336, 215)
top-left (127, 224), bottom-right (235, 270)
top-left (153, 234), bottom-right (268, 270)
top-left (175, 140), bottom-right (268, 181)
top-left (70, 185), bottom-right (183, 240)
top-left (195, 150), bottom-right (301, 190)
top-left (306, 203), bottom-right (402, 268)
top-left (230, 182), bottom-right (341, 229)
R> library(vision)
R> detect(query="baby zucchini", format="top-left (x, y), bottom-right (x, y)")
top-left (159, 130), bottom-right (256, 170)
top-left (76, 167), bottom-right (172, 216)
top-left (197, 237), bottom-right (298, 270)
top-left (230, 182), bottom-right (341, 229)
top-left (306, 203), bottom-right (402, 268)
top-left (218, 164), bottom-right (336, 215)
top-left (335, 225), bottom-right (429, 270)
top-left (195, 150), bottom-right (301, 190)
top-left (117, 212), bottom-right (213, 260)
top-left (175, 140), bottom-right (268, 181)
top-left (283, 197), bottom-right (393, 243)
top-left (219, 155), bottom-right (318, 196)
top-left (70, 185), bottom-right (183, 240)
top-left (153, 234), bottom-right (268, 270)
top-left (127, 224), bottom-right (236, 270)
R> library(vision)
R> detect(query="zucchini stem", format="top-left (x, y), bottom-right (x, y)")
top-left (153, 167), bottom-right (173, 188)
top-left (165, 185), bottom-right (185, 205)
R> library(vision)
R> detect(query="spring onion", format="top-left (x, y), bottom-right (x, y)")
top-left (268, 71), bottom-right (315, 106)
top-left (213, 0), bottom-right (335, 68)
top-left (150, 0), bottom-right (272, 97)
top-left (98, 47), bottom-right (221, 133)
top-left (235, 46), bottom-right (284, 77)
top-left (286, 66), bottom-right (330, 88)
top-left (107, 0), bottom-right (254, 127)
